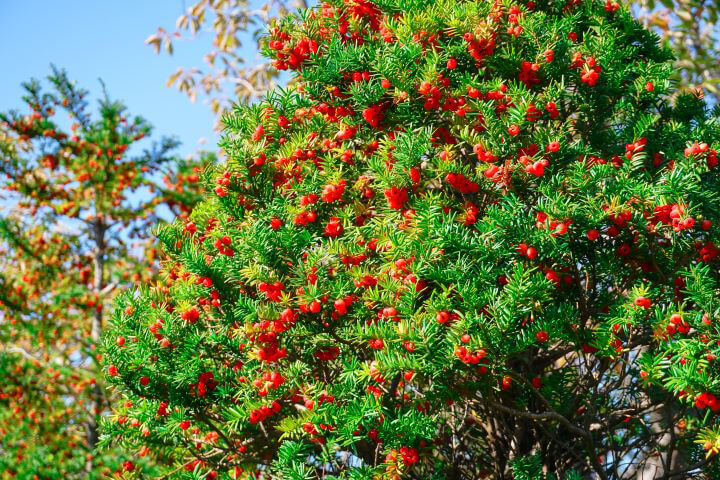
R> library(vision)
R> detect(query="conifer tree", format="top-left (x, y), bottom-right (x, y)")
top-left (103, 0), bottom-right (720, 478)
top-left (0, 67), bottom-right (205, 478)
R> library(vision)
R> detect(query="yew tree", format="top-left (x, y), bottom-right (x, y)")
top-left (103, 0), bottom-right (720, 478)
top-left (0, 67), bottom-right (205, 478)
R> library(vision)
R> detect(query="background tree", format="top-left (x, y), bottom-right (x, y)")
top-left (633, 0), bottom-right (719, 102)
top-left (146, 0), bottom-right (306, 120)
top-left (103, 0), bottom-right (720, 478)
top-left (0, 67), bottom-right (206, 478)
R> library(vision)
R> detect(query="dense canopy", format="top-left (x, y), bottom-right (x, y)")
top-left (102, 0), bottom-right (720, 478)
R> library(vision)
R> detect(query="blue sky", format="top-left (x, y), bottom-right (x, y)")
top-left (0, 1), bottom-right (265, 157)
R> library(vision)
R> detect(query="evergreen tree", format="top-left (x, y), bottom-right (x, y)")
top-left (103, 0), bottom-right (720, 478)
top-left (0, 67), bottom-right (206, 478)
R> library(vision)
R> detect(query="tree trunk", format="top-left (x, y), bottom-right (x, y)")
top-left (85, 219), bottom-right (106, 473)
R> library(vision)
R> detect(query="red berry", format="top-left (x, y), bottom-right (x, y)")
top-left (634, 297), bottom-right (651, 309)
top-left (501, 376), bottom-right (512, 390)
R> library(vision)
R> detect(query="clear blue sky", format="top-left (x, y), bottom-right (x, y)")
top-left (0, 1), bottom-right (258, 156)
